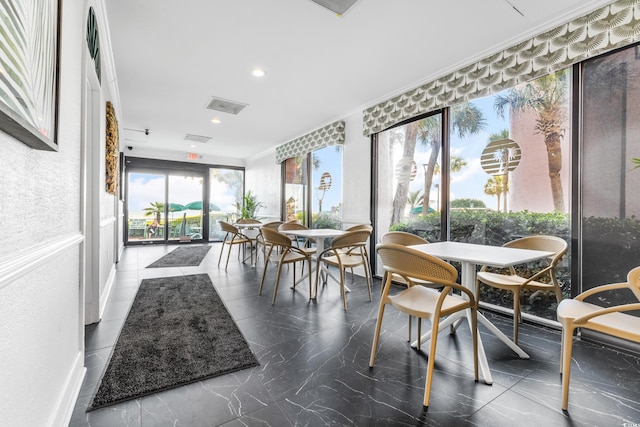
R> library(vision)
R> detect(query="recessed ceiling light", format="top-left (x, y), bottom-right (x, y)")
top-left (189, 144), bottom-right (196, 148)
top-left (252, 68), bottom-right (266, 77)
top-left (211, 118), bottom-right (221, 124)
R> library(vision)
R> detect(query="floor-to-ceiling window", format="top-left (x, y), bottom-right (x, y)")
top-left (283, 156), bottom-right (308, 224)
top-left (310, 145), bottom-right (343, 229)
top-left (282, 145), bottom-right (344, 229)
top-left (374, 70), bottom-right (574, 323)
top-left (374, 112), bottom-right (444, 275)
top-left (580, 46), bottom-right (640, 304)
top-left (449, 70), bottom-right (573, 321)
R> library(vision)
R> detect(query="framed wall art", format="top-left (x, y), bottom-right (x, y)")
top-left (0, 0), bottom-right (61, 151)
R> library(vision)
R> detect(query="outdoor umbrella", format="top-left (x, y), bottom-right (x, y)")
top-left (184, 201), bottom-right (220, 211)
top-left (168, 203), bottom-right (185, 212)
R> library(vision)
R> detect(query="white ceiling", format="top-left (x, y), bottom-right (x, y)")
top-left (104, 0), bottom-right (612, 162)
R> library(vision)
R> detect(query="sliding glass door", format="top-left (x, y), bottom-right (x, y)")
top-left (124, 157), bottom-right (244, 245)
top-left (167, 174), bottom-right (205, 242)
top-left (126, 172), bottom-right (166, 243)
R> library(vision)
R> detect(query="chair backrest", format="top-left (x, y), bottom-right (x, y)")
top-left (330, 229), bottom-right (371, 249)
top-left (503, 235), bottom-right (568, 266)
top-left (219, 220), bottom-right (239, 234)
top-left (260, 226), bottom-right (293, 247)
top-left (628, 266), bottom-right (640, 300)
top-left (279, 222), bottom-right (309, 232)
top-left (376, 243), bottom-right (458, 287)
top-left (237, 218), bottom-right (261, 224)
top-left (261, 221), bottom-right (283, 230)
top-left (346, 224), bottom-right (373, 232)
top-left (380, 231), bottom-right (428, 246)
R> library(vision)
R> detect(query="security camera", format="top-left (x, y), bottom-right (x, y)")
top-left (127, 146), bottom-right (133, 151)
top-left (144, 129), bottom-right (149, 136)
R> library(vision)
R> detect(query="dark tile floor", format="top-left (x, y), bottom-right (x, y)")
top-left (69, 244), bottom-right (640, 426)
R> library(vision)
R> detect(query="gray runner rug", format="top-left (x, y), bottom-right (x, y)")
top-left (89, 274), bottom-right (258, 410)
top-left (146, 245), bottom-right (211, 267)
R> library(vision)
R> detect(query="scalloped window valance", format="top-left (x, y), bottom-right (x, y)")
top-left (276, 120), bottom-right (345, 163)
top-left (363, 0), bottom-right (640, 136)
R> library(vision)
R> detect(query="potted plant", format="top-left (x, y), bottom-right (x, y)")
top-left (233, 190), bottom-right (265, 220)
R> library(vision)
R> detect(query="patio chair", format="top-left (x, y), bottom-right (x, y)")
top-left (259, 226), bottom-right (314, 304)
top-left (218, 220), bottom-right (253, 270)
top-left (278, 221), bottom-right (317, 256)
top-left (476, 235), bottom-right (568, 344)
top-left (370, 243), bottom-right (478, 409)
top-left (314, 229), bottom-right (373, 310)
top-left (255, 221), bottom-right (283, 263)
top-left (557, 266), bottom-right (640, 411)
top-left (379, 232), bottom-right (430, 294)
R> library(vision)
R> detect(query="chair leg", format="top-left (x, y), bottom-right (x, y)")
top-left (513, 290), bottom-right (520, 344)
top-left (259, 246), bottom-right (274, 295)
top-left (307, 257), bottom-right (313, 300)
top-left (424, 316), bottom-right (441, 408)
top-left (363, 257), bottom-right (373, 302)
top-left (561, 325), bottom-right (575, 411)
top-left (272, 263), bottom-right (284, 305)
top-left (470, 307), bottom-right (479, 382)
top-left (217, 240), bottom-right (226, 267)
top-left (224, 243), bottom-right (234, 270)
top-left (369, 303), bottom-right (387, 367)
top-left (339, 266), bottom-right (347, 311)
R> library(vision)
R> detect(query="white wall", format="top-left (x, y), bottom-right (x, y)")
top-left (245, 149), bottom-right (281, 222)
top-left (341, 112), bottom-right (372, 228)
top-left (0, 0), bottom-right (86, 426)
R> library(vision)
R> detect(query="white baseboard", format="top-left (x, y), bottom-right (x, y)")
top-left (48, 351), bottom-right (86, 427)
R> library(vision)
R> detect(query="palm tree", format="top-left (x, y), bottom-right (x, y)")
top-left (488, 129), bottom-right (512, 212)
top-left (494, 70), bottom-right (569, 212)
top-left (484, 176), bottom-right (508, 211)
top-left (406, 189), bottom-right (424, 210)
top-left (390, 104), bottom-right (485, 225)
top-left (143, 201), bottom-right (164, 223)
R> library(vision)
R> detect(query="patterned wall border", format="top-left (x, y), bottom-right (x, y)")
top-left (276, 120), bottom-right (345, 163)
top-left (363, 0), bottom-right (640, 136)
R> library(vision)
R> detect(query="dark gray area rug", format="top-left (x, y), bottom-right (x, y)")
top-left (146, 245), bottom-right (211, 267)
top-left (89, 274), bottom-right (258, 410)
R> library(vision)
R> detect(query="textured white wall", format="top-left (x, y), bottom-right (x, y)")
top-left (0, 0), bottom-right (87, 425)
top-left (341, 112), bottom-right (371, 226)
top-left (245, 149), bottom-right (281, 221)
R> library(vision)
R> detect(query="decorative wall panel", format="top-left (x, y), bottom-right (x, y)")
top-left (363, 0), bottom-right (640, 136)
top-left (105, 101), bottom-right (119, 195)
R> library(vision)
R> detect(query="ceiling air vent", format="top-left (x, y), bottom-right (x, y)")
top-left (205, 96), bottom-right (248, 115)
top-left (310, 0), bottom-right (359, 16)
top-left (184, 134), bottom-right (212, 143)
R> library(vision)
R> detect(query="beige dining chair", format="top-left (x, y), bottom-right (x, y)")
top-left (218, 220), bottom-right (254, 270)
top-left (255, 221), bottom-right (283, 263)
top-left (278, 221), bottom-right (317, 256)
top-left (379, 231), bottom-right (431, 294)
top-left (345, 224), bottom-right (373, 232)
top-left (259, 226), bottom-right (314, 304)
top-left (557, 266), bottom-right (640, 411)
top-left (314, 229), bottom-right (373, 310)
top-left (338, 224), bottom-right (374, 281)
top-left (370, 243), bottom-right (478, 409)
top-left (476, 235), bottom-right (568, 344)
